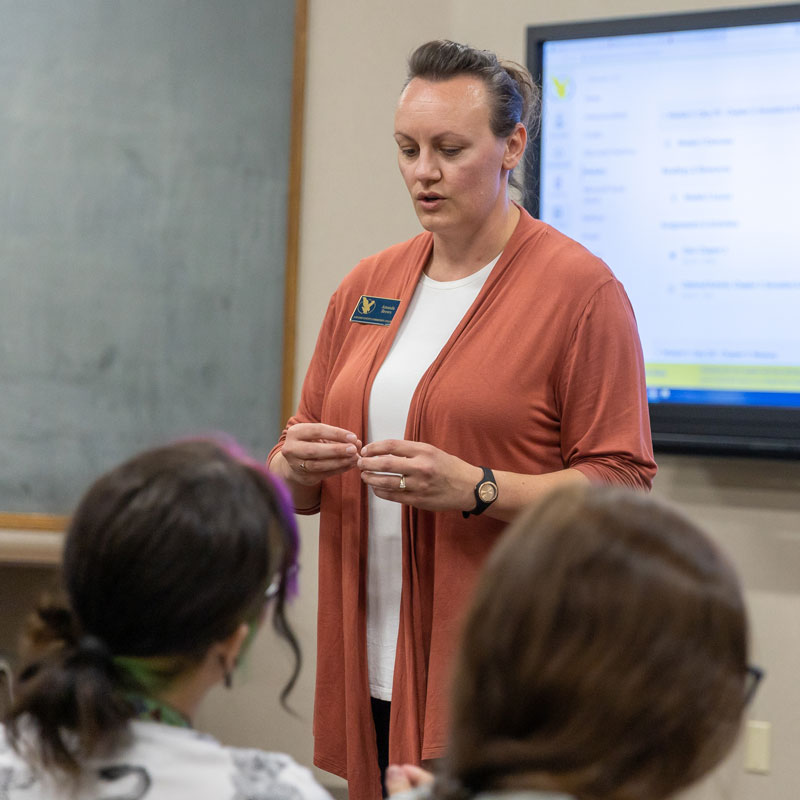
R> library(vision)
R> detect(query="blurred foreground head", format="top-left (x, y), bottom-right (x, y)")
top-left (9, 437), bottom-right (300, 773)
top-left (448, 484), bottom-right (749, 800)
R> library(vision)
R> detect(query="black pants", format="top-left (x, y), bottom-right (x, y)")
top-left (370, 697), bottom-right (391, 797)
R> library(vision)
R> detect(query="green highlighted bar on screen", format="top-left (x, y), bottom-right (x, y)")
top-left (646, 363), bottom-right (800, 393)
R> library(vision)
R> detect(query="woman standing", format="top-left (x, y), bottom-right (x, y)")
top-left (269, 40), bottom-right (656, 800)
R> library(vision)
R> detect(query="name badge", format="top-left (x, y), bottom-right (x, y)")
top-left (350, 295), bottom-right (401, 326)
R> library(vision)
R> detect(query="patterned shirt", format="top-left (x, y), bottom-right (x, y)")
top-left (0, 721), bottom-right (333, 800)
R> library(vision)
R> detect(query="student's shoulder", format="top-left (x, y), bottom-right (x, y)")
top-left (0, 726), bottom-right (44, 798)
top-left (226, 746), bottom-right (334, 800)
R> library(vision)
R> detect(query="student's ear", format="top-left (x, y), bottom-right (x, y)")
top-left (217, 622), bottom-right (251, 680)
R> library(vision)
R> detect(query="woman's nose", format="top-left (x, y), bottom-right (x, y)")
top-left (415, 149), bottom-right (441, 182)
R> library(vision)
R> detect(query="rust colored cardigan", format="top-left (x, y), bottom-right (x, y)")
top-left (270, 209), bottom-right (656, 800)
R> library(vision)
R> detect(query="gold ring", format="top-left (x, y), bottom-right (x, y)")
top-left (399, 475), bottom-right (406, 490)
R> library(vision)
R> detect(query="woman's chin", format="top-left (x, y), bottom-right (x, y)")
top-left (414, 208), bottom-right (453, 234)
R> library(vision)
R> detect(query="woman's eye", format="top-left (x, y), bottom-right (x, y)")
top-left (399, 147), bottom-right (417, 158)
top-left (440, 147), bottom-right (462, 157)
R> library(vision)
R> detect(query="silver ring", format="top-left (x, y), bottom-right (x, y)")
top-left (399, 475), bottom-right (406, 490)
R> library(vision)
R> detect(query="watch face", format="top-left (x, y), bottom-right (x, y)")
top-left (478, 481), bottom-right (498, 503)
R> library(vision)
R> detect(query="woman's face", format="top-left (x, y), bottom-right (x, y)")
top-left (394, 76), bottom-right (524, 239)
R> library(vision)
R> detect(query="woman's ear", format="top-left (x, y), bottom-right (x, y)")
top-left (503, 123), bottom-right (527, 171)
top-left (217, 622), bottom-right (251, 681)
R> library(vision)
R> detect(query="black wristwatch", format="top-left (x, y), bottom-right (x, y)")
top-left (462, 466), bottom-right (498, 518)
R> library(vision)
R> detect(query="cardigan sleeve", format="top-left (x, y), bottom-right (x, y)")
top-left (267, 292), bottom-right (342, 513)
top-left (557, 278), bottom-right (657, 489)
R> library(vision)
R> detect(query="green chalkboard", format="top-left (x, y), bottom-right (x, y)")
top-left (0, 1), bottom-right (297, 513)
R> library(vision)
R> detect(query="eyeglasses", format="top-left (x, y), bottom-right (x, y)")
top-left (744, 664), bottom-right (764, 706)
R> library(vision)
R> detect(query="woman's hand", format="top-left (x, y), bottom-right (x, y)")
top-left (270, 423), bottom-right (362, 512)
top-left (358, 439), bottom-right (590, 521)
top-left (385, 764), bottom-right (434, 796)
top-left (279, 423), bottom-right (362, 485)
top-left (358, 440), bottom-right (480, 513)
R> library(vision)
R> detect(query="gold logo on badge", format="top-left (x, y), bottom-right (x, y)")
top-left (350, 295), bottom-right (400, 326)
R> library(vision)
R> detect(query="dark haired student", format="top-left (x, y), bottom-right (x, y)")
top-left (269, 40), bottom-right (656, 800)
top-left (0, 439), bottom-right (332, 800)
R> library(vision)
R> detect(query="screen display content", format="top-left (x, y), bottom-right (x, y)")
top-left (527, 5), bottom-right (800, 455)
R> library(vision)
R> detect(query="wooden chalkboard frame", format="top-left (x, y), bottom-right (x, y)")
top-left (0, 0), bottom-right (307, 553)
top-left (282, 0), bottom-right (308, 427)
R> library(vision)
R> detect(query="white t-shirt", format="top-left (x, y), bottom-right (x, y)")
top-left (366, 258), bottom-right (496, 700)
top-left (0, 720), bottom-right (332, 800)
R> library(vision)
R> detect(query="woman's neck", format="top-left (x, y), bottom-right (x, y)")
top-left (130, 693), bottom-right (193, 728)
top-left (128, 660), bottom-right (215, 727)
top-left (427, 201), bottom-right (520, 281)
top-left (153, 664), bottom-right (212, 724)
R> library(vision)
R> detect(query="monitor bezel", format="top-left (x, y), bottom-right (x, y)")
top-left (525, 3), bottom-right (800, 457)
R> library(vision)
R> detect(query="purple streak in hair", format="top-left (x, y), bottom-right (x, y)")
top-left (175, 431), bottom-right (301, 600)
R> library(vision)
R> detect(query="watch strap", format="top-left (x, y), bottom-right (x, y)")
top-left (462, 466), bottom-right (498, 518)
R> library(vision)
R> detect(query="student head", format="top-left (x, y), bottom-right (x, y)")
top-left (7, 437), bottom-right (299, 774)
top-left (445, 484), bottom-right (750, 800)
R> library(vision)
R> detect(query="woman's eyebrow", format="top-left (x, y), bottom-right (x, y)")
top-left (394, 130), bottom-right (468, 141)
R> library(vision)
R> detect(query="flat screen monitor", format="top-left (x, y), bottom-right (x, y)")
top-left (527, 4), bottom-right (800, 456)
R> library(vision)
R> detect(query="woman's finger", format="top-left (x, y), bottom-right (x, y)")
top-left (357, 454), bottom-right (409, 475)
top-left (287, 439), bottom-right (359, 464)
top-left (385, 764), bottom-right (434, 795)
top-left (362, 470), bottom-right (408, 493)
top-left (298, 455), bottom-right (360, 475)
top-left (360, 439), bottom-right (424, 458)
top-left (384, 765), bottom-right (411, 796)
top-left (287, 422), bottom-right (359, 444)
top-left (402, 765), bottom-right (435, 787)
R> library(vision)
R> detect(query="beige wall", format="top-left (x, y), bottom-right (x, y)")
top-left (4, 2), bottom-right (798, 799)
top-left (203, 2), bottom-right (800, 798)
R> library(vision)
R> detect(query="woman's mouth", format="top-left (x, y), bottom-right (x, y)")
top-left (417, 193), bottom-right (444, 211)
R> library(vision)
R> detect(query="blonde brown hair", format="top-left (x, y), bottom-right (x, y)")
top-left (444, 484), bottom-right (748, 800)
top-left (405, 40), bottom-right (540, 195)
